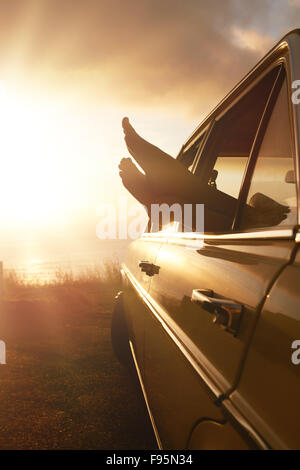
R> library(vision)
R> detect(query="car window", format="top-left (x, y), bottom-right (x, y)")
top-left (211, 154), bottom-right (248, 199)
top-left (239, 75), bottom-right (297, 230)
top-left (194, 66), bottom-right (280, 232)
top-left (207, 67), bottom-right (280, 197)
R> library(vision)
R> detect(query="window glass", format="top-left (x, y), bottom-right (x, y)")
top-left (197, 66), bottom-right (280, 232)
top-left (240, 76), bottom-right (297, 230)
top-left (212, 155), bottom-right (248, 199)
top-left (208, 67), bottom-right (280, 200)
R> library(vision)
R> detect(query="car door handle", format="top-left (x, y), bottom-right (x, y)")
top-left (191, 289), bottom-right (243, 336)
top-left (139, 261), bottom-right (160, 277)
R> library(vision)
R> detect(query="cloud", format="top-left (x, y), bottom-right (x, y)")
top-left (231, 27), bottom-right (274, 55)
top-left (0, 0), bottom-right (299, 116)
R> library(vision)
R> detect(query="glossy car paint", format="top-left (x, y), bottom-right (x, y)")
top-left (122, 237), bottom-right (162, 375)
top-left (229, 246), bottom-right (300, 449)
top-left (143, 234), bottom-right (295, 447)
top-left (187, 419), bottom-right (249, 450)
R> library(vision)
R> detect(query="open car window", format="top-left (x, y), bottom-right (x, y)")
top-left (239, 73), bottom-right (297, 230)
top-left (192, 65), bottom-right (281, 232)
top-left (211, 154), bottom-right (248, 199)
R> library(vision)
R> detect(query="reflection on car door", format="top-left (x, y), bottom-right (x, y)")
top-left (122, 236), bottom-right (162, 377)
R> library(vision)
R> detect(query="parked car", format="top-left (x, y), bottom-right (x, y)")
top-left (111, 29), bottom-right (300, 450)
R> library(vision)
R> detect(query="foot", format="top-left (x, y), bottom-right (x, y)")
top-left (121, 117), bottom-right (199, 204)
top-left (122, 117), bottom-right (175, 180)
top-left (119, 157), bottom-right (144, 183)
top-left (119, 157), bottom-right (152, 206)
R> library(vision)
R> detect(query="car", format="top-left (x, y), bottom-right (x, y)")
top-left (111, 29), bottom-right (300, 450)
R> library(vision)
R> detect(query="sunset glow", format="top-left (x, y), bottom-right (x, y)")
top-left (0, 0), bottom-right (299, 268)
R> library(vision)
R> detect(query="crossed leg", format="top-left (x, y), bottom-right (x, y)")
top-left (119, 118), bottom-right (234, 231)
top-left (120, 117), bottom-right (196, 201)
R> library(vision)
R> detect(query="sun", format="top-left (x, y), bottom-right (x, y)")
top-left (0, 82), bottom-right (77, 227)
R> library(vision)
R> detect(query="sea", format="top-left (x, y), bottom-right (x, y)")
top-left (2, 239), bottom-right (130, 284)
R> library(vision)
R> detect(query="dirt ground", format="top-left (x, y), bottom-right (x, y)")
top-left (0, 283), bottom-right (157, 450)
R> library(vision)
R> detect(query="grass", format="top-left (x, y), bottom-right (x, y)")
top-left (3, 261), bottom-right (121, 301)
top-left (0, 265), bottom-right (156, 449)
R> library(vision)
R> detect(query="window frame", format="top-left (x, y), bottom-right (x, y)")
top-left (232, 64), bottom-right (297, 232)
top-left (176, 124), bottom-right (210, 173)
top-left (191, 54), bottom-right (299, 237)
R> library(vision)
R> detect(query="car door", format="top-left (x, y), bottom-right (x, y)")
top-left (224, 247), bottom-right (300, 450)
top-left (122, 235), bottom-right (163, 376)
top-left (143, 60), bottom-right (298, 449)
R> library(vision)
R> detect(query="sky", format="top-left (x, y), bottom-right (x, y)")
top-left (0, 0), bottom-right (299, 267)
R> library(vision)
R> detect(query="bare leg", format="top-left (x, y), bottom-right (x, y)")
top-left (119, 118), bottom-right (235, 231)
top-left (122, 117), bottom-right (193, 196)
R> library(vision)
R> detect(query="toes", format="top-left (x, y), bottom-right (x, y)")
top-left (122, 116), bottom-right (137, 136)
top-left (122, 116), bottom-right (129, 130)
top-left (119, 157), bottom-right (132, 170)
top-left (119, 158), bottom-right (143, 183)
